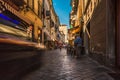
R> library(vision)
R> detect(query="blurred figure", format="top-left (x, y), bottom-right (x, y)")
top-left (74, 34), bottom-right (82, 58)
top-left (67, 44), bottom-right (71, 54)
top-left (59, 43), bottom-right (62, 51)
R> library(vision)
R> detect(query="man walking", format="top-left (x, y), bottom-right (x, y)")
top-left (74, 34), bottom-right (82, 58)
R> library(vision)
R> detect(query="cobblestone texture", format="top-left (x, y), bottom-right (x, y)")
top-left (21, 49), bottom-right (114, 80)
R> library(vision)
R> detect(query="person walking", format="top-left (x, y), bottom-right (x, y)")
top-left (59, 43), bottom-right (62, 51)
top-left (74, 34), bottom-right (82, 58)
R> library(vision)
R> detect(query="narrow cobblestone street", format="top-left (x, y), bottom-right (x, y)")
top-left (21, 49), bottom-right (114, 80)
top-left (0, 0), bottom-right (120, 80)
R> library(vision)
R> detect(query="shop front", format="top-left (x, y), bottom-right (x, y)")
top-left (0, 0), bottom-right (33, 41)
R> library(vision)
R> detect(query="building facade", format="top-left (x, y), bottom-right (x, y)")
top-left (22, 0), bottom-right (43, 42)
top-left (0, 0), bottom-right (31, 40)
top-left (0, 0), bottom-right (61, 49)
top-left (69, 0), bottom-right (118, 68)
top-left (81, 0), bottom-right (116, 68)
top-left (43, 0), bottom-right (51, 47)
top-left (69, 0), bottom-right (84, 46)
top-left (59, 24), bottom-right (68, 43)
top-left (43, 0), bottom-right (60, 49)
top-left (50, 4), bottom-right (57, 41)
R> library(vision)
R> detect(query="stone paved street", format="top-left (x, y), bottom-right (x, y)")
top-left (21, 49), bottom-right (115, 80)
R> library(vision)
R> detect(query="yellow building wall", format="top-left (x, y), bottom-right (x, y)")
top-left (26, 12), bottom-right (43, 40)
top-left (75, 0), bottom-right (83, 27)
top-left (20, 11), bottom-right (42, 41)
top-left (34, 0), bottom-right (38, 15)
top-left (22, 0), bottom-right (43, 41)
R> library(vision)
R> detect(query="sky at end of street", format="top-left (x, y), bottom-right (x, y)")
top-left (52, 0), bottom-right (71, 29)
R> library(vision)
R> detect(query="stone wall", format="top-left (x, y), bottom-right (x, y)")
top-left (89, 0), bottom-right (116, 66)
top-left (90, 0), bottom-right (107, 64)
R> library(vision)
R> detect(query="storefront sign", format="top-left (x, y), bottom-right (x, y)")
top-left (0, 13), bottom-right (20, 24)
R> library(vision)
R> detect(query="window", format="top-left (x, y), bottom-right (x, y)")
top-left (28, 0), bottom-right (34, 10)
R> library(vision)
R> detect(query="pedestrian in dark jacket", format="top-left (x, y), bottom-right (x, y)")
top-left (74, 35), bottom-right (82, 58)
